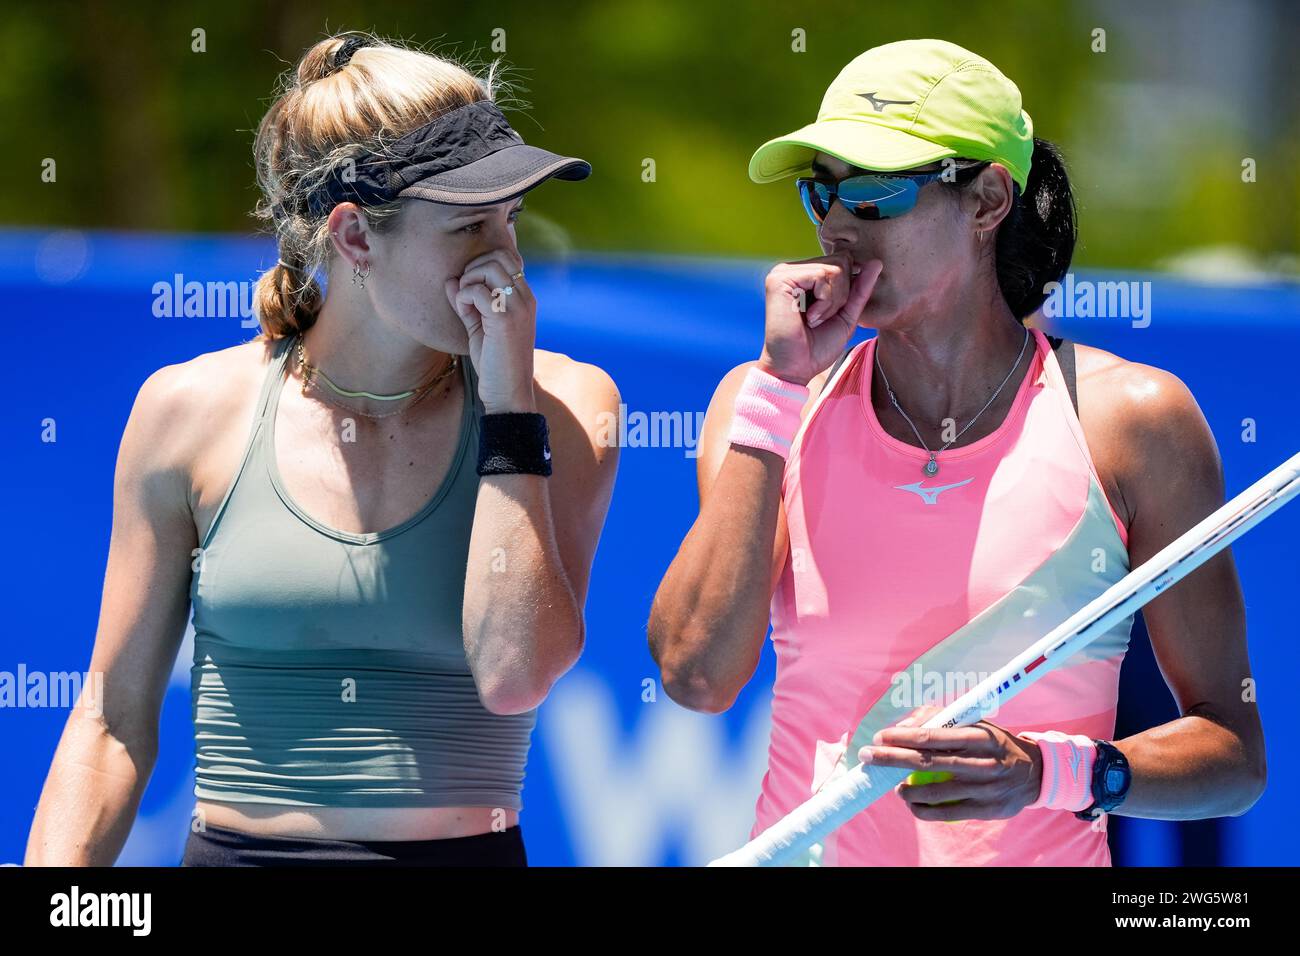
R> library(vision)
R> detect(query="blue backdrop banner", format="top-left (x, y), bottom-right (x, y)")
top-left (2, 229), bottom-right (1297, 866)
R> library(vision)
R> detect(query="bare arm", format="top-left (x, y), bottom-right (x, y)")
top-left (1094, 365), bottom-right (1265, 819)
top-left (647, 362), bottom-right (807, 713)
top-left (648, 253), bottom-right (880, 713)
top-left (25, 367), bottom-right (198, 865)
top-left (461, 358), bottom-right (621, 715)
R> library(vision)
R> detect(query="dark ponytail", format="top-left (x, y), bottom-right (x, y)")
top-left (990, 137), bottom-right (1077, 320)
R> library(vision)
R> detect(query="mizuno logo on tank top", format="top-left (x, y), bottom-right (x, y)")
top-left (893, 477), bottom-right (974, 505)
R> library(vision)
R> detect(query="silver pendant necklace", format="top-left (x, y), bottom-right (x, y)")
top-left (875, 325), bottom-right (1030, 477)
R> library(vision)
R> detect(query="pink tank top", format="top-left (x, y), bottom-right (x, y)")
top-left (753, 328), bottom-right (1134, 866)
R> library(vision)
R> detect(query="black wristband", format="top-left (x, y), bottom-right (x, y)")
top-left (477, 412), bottom-right (552, 476)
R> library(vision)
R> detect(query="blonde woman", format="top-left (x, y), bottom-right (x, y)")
top-left (26, 32), bottom-right (620, 867)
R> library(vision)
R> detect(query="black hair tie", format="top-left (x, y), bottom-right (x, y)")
top-left (333, 36), bottom-right (372, 71)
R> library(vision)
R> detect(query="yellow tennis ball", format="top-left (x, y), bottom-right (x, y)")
top-left (907, 769), bottom-right (954, 791)
top-left (906, 770), bottom-right (962, 822)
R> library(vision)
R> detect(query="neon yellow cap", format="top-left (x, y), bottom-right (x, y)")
top-left (749, 39), bottom-right (1034, 191)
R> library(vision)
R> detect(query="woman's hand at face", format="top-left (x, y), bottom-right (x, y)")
top-left (758, 253), bottom-right (882, 386)
top-left (445, 248), bottom-right (537, 414)
top-left (858, 704), bottom-right (1045, 822)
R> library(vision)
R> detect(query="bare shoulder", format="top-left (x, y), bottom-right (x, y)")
top-left (1073, 342), bottom-right (1212, 442)
top-left (1071, 341), bottom-right (1222, 512)
top-left (139, 338), bottom-right (273, 459)
top-left (534, 347), bottom-right (620, 420)
top-left (170, 336), bottom-right (273, 391)
top-left (152, 340), bottom-right (271, 452)
top-left (109, 337), bottom-right (274, 542)
top-left (533, 348), bottom-right (621, 462)
top-left (130, 338), bottom-right (278, 525)
top-left (531, 350), bottom-right (621, 543)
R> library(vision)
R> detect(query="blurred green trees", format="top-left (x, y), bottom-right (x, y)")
top-left (2, 0), bottom-right (1295, 272)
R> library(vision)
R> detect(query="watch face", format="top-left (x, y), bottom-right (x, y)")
top-left (1103, 766), bottom-right (1128, 796)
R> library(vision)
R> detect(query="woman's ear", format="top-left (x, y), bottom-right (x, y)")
top-left (968, 163), bottom-right (1016, 235)
top-left (327, 203), bottom-right (374, 268)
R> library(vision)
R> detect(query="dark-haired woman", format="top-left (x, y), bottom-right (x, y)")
top-left (649, 39), bottom-right (1262, 865)
top-left (26, 33), bottom-right (619, 867)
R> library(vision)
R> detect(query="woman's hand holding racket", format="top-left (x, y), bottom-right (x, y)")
top-left (859, 703), bottom-right (1044, 822)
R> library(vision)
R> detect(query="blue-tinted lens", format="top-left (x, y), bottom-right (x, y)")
top-left (796, 172), bottom-right (940, 225)
top-left (834, 174), bottom-right (925, 220)
top-left (797, 179), bottom-right (833, 225)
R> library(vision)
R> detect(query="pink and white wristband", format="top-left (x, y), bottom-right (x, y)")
top-left (727, 365), bottom-right (810, 459)
top-left (1019, 730), bottom-right (1098, 812)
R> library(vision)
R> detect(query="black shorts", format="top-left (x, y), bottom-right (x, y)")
top-left (180, 821), bottom-right (528, 867)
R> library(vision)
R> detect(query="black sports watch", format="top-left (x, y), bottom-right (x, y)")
top-left (1074, 739), bottom-right (1131, 821)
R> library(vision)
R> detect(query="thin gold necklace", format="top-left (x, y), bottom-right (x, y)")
top-left (294, 335), bottom-right (459, 420)
top-left (305, 370), bottom-right (452, 419)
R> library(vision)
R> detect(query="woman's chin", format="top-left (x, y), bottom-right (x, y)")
top-left (860, 297), bottom-right (895, 328)
top-left (412, 319), bottom-right (471, 353)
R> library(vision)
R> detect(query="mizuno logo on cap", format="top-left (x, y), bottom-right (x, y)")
top-left (858, 91), bottom-right (917, 112)
top-left (894, 477), bottom-right (973, 505)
